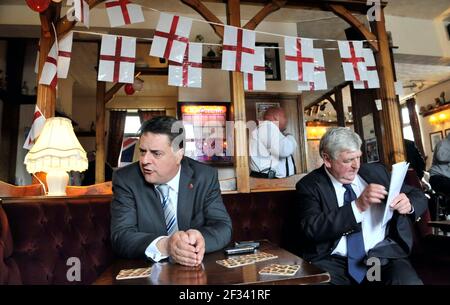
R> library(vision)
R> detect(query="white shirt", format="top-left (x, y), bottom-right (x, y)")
top-left (249, 120), bottom-right (297, 178)
top-left (325, 169), bottom-right (387, 256)
top-left (145, 167), bottom-right (181, 262)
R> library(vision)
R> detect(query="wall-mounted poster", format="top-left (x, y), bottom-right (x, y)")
top-left (255, 42), bottom-right (281, 80)
top-left (430, 131), bottom-right (443, 151)
top-left (365, 138), bottom-right (380, 163)
top-left (255, 102), bottom-right (280, 121)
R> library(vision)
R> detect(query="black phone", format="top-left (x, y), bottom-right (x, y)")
top-left (234, 241), bottom-right (260, 249)
top-left (224, 245), bottom-right (256, 255)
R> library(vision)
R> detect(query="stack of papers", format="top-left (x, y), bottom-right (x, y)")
top-left (382, 161), bottom-right (410, 226)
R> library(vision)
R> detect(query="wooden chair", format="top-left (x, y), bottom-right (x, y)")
top-left (65, 181), bottom-right (112, 196)
top-left (0, 181), bottom-right (45, 197)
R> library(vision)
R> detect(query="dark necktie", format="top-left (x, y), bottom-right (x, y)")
top-left (343, 184), bottom-right (366, 283)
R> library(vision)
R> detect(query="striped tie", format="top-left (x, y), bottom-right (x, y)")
top-left (156, 184), bottom-right (178, 236)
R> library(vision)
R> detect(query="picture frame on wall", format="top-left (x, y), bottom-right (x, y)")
top-left (430, 131), bottom-right (443, 151)
top-left (255, 42), bottom-right (281, 81)
top-left (445, 128), bottom-right (450, 137)
top-left (365, 138), bottom-right (380, 163)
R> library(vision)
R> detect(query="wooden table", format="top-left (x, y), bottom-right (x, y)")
top-left (93, 241), bottom-right (330, 285)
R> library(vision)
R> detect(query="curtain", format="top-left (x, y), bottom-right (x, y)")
top-left (107, 110), bottom-right (127, 167)
top-left (138, 110), bottom-right (166, 124)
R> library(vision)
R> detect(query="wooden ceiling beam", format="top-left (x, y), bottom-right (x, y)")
top-left (328, 4), bottom-right (378, 52)
top-left (203, 0), bottom-right (386, 14)
top-left (181, 0), bottom-right (224, 39)
top-left (244, 0), bottom-right (287, 30)
top-left (57, 0), bottom-right (106, 38)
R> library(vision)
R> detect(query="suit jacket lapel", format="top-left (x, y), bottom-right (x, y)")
top-left (177, 158), bottom-right (194, 231)
top-left (316, 165), bottom-right (340, 211)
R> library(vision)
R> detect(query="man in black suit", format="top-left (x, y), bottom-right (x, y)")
top-left (111, 116), bottom-right (232, 267)
top-left (296, 127), bottom-right (427, 285)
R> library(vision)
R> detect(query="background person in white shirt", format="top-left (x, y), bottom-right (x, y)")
top-left (111, 116), bottom-right (232, 267)
top-left (295, 127), bottom-right (427, 285)
top-left (249, 107), bottom-right (297, 178)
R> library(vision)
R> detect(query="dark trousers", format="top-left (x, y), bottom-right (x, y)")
top-left (430, 175), bottom-right (450, 197)
top-left (313, 255), bottom-right (423, 285)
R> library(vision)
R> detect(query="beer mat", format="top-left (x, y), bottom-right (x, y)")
top-left (258, 264), bottom-right (301, 276)
top-left (216, 252), bottom-right (278, 268)
top-left (115, 267), bottom-right (152, 280)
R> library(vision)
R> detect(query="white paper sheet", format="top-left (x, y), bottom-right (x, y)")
top-left (382, 161), bottom-right (410, 226)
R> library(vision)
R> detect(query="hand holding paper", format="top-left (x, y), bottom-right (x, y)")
top-left (382, 161), bottom-right (410, 226)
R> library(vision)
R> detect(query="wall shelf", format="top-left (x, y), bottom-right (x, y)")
top-left (420, 103), bottom-right (450, 117)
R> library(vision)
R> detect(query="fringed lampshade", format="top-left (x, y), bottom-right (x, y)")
top-left (24, 117), bottom-right (88, 196)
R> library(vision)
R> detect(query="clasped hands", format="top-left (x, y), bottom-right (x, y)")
top-left (355, 183), bottom-right (412, 214)
top-left (158, 229), bottom-right (205, 267)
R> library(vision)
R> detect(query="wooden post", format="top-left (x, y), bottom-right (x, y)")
top-left (296, 95), bottom-right (307, 173)
top-left (334, 87), bottom-right (346, 127)
top-left (227, 0), bottom-right (250, 193)
top-left (371, 9), bottom-right (405, 167)
top-left (96, 81), bottom-right (106, 183)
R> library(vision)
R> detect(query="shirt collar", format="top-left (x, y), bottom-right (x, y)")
top-left (324, 166), bottom-right (357, 190)
top-left (157, 166), bottom-right (181, 194)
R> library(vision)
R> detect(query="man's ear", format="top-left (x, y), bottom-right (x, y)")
top-left (175, 148), bottom-right (184, 164)
top-left (323, 153), bottom-right (332, 168)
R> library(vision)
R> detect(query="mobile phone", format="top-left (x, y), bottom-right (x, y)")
top-left (224, 245), bottom-right (256, 255)
top-left (234, 241), bottom-right (260, 249)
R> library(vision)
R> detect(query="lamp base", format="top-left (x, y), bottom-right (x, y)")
top-left (46, 170), bottom-right (69, 196)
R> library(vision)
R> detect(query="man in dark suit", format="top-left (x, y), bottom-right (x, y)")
top-left (296, 127), bottom-right (427, 285)
top-left (111, 116), bottom-right (232, 267)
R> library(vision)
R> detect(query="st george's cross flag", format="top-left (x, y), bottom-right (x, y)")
top-left (284, 37), bottom-right (315, 82)
top-left (39, 41), bottom-right (58, 88)
top-left (150, 13), bottom-right (192, 64)
top-left (221, 26), bottom-right (255, 73)
top-left (98, 35), bottom-right (136, 84)
top-left (104, 0), bottom-right (144, 28)
top-left (298, 48), bottom-right (327, 92)
top-left (244, 47), bottom-right (266, 91)
top-left (57, 31), bottom-right (74, 79)
top-left (338, 40), bottom-right (368, 81)
top-left (23, 105), bottom-right (46, 150)
top-left (168, 43), bottom-right (202, 88)
top-left (353, 48), bottom-right (380, 89)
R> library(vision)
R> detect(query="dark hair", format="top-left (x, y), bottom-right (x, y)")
top-left (138, 116), bottom-right (185, 149)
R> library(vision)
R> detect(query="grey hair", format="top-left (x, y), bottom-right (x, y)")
top-left (319, 127), bottom-right (362, 160)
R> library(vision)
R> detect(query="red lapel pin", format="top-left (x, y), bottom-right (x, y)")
top-left (188, 183), bottom-right (193, 189)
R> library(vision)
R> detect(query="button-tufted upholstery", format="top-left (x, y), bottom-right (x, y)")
top-left (0, 196), bottom-right (113, 285)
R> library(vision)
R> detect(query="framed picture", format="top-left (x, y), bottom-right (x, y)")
top-left (256, 42), bottom-right (281, 81)
top-left (445, 128), bottom-right (450, 137)
top-left (430, 131), bottom-right (443, 151)
top-left (255, 102), bottom-right (280, 121)
top-left (365, 138), bottom-right (380, 163)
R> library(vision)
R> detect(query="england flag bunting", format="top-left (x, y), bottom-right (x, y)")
top-left (338, 40), bottom-right (368, 81)
top-left (105, 0), bottom-right (144, 28)
top-left (244, 47), bottom-right (266, 91)
top-left (221, 26), bottom-right (255, 73)
top-left (39, 41), bottom-right (58, 88)
top-left (57, 31), bottom-right (73, 79)
top-left (168, 43), bottom-right (202, 88)
top-left (284, 37), bottom-right (315, 82)
top-left (150, 13), bottom-right (192, 64)
top-left (98, 35), bottom-right (136, 83)
top-left (298, 48), bottom-right (327, 92)
top-left (67, 0), bottom-right (90, 28)
top-left (353, 48), bottom-right (380, 89)
top-left (23, 105), bottom-right (46, 150)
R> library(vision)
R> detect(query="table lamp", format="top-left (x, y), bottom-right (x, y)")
top-left (24, 117), bottom-right (88, 196)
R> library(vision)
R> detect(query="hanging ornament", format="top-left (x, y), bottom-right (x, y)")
top-left (26, 0), bottom-right (51, 13)
top-left (124, 83), bottom-right (135, 95)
